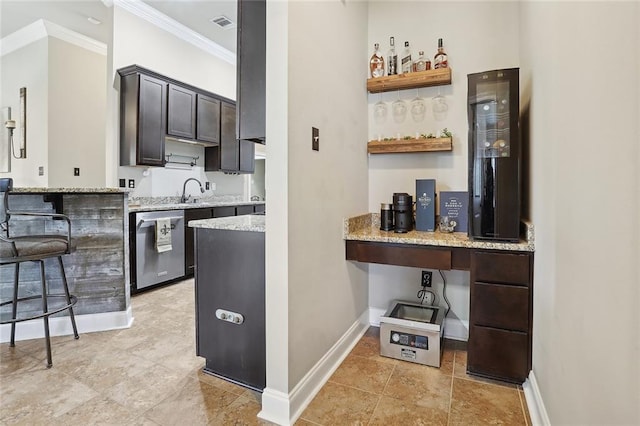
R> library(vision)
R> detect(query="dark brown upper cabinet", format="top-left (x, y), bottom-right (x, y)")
top-left (237, 0), bottom-right (265, 144)
top-left (119, 71), bottom-right (167, 167)
top-left (167, 84), bottom-right (196, 139)
top-left (205, 102), bottom-right (255, 174)
top-left (196, 94), bottom-right (221, 144)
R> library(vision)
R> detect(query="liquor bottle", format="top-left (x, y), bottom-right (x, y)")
top-left (370, 43), bottom-right (385, 78)
top-left (387, 37), bottom-right (398, 75)
top-left (413, 51), bottom-right (428, 72)
top-left (401, 41), bottom-right (412, 74)
top-left (434, 38), bottom-right (448, 69)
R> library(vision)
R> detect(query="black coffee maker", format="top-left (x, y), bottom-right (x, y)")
top-left (393, 193), bottom-right (413, 233)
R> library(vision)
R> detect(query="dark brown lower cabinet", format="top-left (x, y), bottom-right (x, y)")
top-left (236, 205), bottom-right (254, 216)
top-left (184, 208), bottom-right (213, 276)
top-left (468, 250), bottom-right (533, 383)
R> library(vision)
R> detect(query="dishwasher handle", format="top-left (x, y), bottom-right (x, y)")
top-left (137, 216), bottom-right (184, 228)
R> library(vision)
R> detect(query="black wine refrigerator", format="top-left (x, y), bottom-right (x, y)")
top-left (467, 68), bottom-right (520, 242)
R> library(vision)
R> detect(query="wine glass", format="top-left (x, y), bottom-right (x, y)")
top-left (410, 90), bottom-right (426, 122)
top-left (432, 93), bottom-right (449, 121)
top-left (373, 99), bottom-right (388, 125)
top-left (392, 91), bottom-right (407, 124)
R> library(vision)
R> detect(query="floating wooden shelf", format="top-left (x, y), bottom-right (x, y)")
top-left (367, 137), bottom-right (452, 154)
top-left (367, 68), bottom-right (452, 93)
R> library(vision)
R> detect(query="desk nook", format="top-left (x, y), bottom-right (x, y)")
top-left (344, 213), bottom-right (534, 384)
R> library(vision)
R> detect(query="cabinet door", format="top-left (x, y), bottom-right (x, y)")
top-left (236, 205), bottom-right (254, 216)
top-left (220, 102), bottom-right (239, 171)
top-left (239, 139), bottom-right (255, 173)
top-left (213, 206), bottom-right (236, 218)
top-left (167, 84), bottom-right (196, 139)
top-left (197, 94), bottom-right (221, 143)
top-left (184, 208), bottom-right (213, 276)
top-left (237, 0), bottom-right (265, 143)
top-left (138, 74), bottom-right (167, 166)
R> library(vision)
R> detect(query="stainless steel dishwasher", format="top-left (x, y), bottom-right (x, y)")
top-left (134, 210), bottom-right (185, 291)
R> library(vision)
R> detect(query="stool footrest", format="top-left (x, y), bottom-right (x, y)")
top-left (0, 294), bottom-right (78, 324)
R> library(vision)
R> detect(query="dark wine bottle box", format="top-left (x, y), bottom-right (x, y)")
top-left (415, 179), bottom-right (436, 231)
top-left (439, 191), bottom-right (468, 233)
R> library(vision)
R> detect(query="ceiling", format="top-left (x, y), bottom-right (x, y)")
top-left (0, 0), bottom-right (237, 53)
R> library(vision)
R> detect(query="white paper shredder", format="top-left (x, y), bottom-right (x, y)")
top-left (379, 300), bottom-right (445, 367)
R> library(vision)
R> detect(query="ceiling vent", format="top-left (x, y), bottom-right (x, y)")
top-left (209, 15), bottom-right (236, 29)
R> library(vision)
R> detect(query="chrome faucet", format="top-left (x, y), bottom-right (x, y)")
top-left (180, 178), bottom-right (205, 203)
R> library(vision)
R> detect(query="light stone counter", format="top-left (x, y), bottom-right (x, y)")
top-left (344, 213), bottom-right (534, 252)
top-left (189, 214), bottom-right (265, 233)
top-left (129, 200), bottom-right (265, 213)
top-left (13, 187), bottom-right (129, 193)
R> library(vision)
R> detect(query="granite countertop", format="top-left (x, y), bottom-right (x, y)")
top-left (129, 200), bottom-right (265, 212)
top-left (344, 213), bottom-right (534, 252)
top-left (13, 187), bottom-right (129, 193)
top-left (189, 214), bottom-right (265, 233)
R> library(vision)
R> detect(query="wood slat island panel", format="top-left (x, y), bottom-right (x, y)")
top-left (1, 191), bottom-right (128, 318)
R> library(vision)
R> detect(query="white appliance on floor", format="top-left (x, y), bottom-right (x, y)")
top-left (379, 300), bottom-right (445, 367)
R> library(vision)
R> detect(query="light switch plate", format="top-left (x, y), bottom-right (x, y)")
top-left (312, 127), bottom-right (319, 151)
top-left (119, 179), bottom-right (126, 188)
top-left (74, 168), bottom-right (80, 176)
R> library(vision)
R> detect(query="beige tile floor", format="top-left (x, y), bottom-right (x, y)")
top-left (1, 278), bottom-right (530, 425)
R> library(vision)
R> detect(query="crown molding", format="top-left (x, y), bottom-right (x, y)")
top-left (0, 19), bottom-right (107, 57)
top-left (113, 0), bottom-right (236, 65)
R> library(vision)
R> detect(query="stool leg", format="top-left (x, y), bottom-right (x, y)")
top-left (58, 256), bottom-right (78, 340)
top-left (10, 263), bottom-right (20, 347)
top-left (40, 260), bottom-right (52, 368)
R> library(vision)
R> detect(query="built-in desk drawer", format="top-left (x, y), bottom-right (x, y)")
top-left (346, 241), bottom-right (452, 270)
top-left (472, 282), bottom-right (529, 332)
top-left (468, 325), bottom-right (529, 383)
top-left (473, 251), bottom-right (530, 285)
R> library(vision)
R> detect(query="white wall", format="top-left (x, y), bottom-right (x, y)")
top-left (286, 0), bottom-right (369, 388)
top-left (251, 159), bottom-right (265, 200)
top-left (367, 1), bottom-right (521, 336)
top-left (263, 1), bottom-right (369, 414)
top-left (111, 5), bottom-right (246, 198)
top-left (48, 37), bottom-right (106, 187)
top-left (520, 2), bottom-right (639, 424)
top-left (0, 38), bottom-right (49, 187)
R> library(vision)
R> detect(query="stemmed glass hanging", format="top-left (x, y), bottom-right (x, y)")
top-left (432, 87), bottom-right (449, 121)
top-left (392, 91), bottom-right (407, 124)
top-left (373, 94), bottom-right (388, 125)
top-left (410, 89), bottom-right (426, 122)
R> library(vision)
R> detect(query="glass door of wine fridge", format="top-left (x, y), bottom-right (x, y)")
top-left (467, 68), bottom-right (520, 242)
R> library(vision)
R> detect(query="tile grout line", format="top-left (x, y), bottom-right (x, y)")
top-left (365, 362), bottom-right (396, 425)
top-left (446, 350), bottom-right (456, 426)
top-left (518, 388), bottom-right (530, 426)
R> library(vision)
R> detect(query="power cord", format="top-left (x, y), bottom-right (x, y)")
top-left (417, 285), bottom-right (437, 306)
top-left (439, 269), bottom-right (451, 318)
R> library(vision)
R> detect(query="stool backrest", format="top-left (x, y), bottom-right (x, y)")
top-left (0, 178), bottom-right (12, 235)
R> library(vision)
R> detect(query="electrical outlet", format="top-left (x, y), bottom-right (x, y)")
top-left (119, 179), bottom-right (126, 188)
top-left (74, 168), bottom-right (80, 176)
top-left (312, 127), bottom-right (319, 151)
top-left (128, 179), bottom-right (135, 189)
top-left (210, 182), bottom-right (216, 191)
top-left (421, 270), bottom-right (432, 287)
top-left (38, 166), bottom-right (44, 176)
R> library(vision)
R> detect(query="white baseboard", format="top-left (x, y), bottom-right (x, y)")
top-left (369, 306), bottom-right (469, 341)
top-left (522, 370), bottom-right (551, 426)
top-left (0, 307), bottom-right (133, 343)
top-left (258, 309), bottom-right (370, 426)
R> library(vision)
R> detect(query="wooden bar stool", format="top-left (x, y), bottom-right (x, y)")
top-left (0, 178), bottom-right (79, 368)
